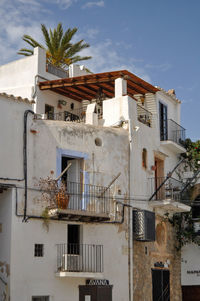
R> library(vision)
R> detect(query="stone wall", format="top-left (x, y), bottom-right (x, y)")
top-left (133, 214), bottom-right (182, 301)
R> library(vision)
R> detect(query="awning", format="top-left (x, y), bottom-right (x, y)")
top-left (39, 70), bottom-right (159, 102)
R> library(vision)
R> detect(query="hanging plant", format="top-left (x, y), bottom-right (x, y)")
top-left (166, 212), bottom-right (200, 251)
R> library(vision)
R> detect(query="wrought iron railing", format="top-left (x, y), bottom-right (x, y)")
top-left (149, 177), bottom-right (183, 201)
top-left (57, 243), bottom-right (103, 273)
top-left (161, 119), bottom-right (186, 146)
top-left (55, 181), bottom-right (111, 215)
top-left (137, 104), bottom-right (152, 127)
top-left (46, 64), bottom-right (69, 78)
top-left (36, 109), bottom-right (86, 123)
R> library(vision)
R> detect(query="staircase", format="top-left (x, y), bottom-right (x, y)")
top-left (180, 169), bottom-right (200, 202)
top-left (149, 158), bottom-right (200, 203)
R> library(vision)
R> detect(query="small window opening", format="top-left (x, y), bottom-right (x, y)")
top-left (61, 156), bottom-right (72, 182)
top-left (61, 156), bottom-right (81, 183)
top-left (45, 104), bottom-right (54, 120)
top-left (34, 244), bottom-right (44, 257)
top-left (192, 195), bottom-right (200, 219)
top-left (32, 296), bottom-right (49, 301)
top-left (142, 148), bottom-right (147, 169)
top-left (70, 103), bottom-right (74, 110)
top-left (95, 137), bottom-right (102, 147)
top-left (68, 224), bottom-right (80, 254)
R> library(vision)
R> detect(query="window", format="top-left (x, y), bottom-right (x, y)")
top-left (68, 225), bottom-right (80, 254)
top-left (61, 156), bottom-right (69, 182)
top-left (152, 269), bottom-right (170, 301)
top-left (142, 148), bottom-right (147, 169)
top-left (32, 296), bottom-right (49, 301)
top-left (34, 244), bottom-right (44, 257)
top-left (70, 102), bottom-right (74, 110)
top-left (159, 102), bottom-right (168, 141)
top-left (61, 156), bottom-right (81, 183)
top-left (45, 104), bottom-right (54, 120)
top-left (192, 195), bottom-right (200, 219)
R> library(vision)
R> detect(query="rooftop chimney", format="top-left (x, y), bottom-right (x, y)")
top-left (168, 89), bottom-right (176, 95)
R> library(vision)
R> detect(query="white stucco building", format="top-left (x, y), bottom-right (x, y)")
top-left (0, 47), bottom-right (190, 301)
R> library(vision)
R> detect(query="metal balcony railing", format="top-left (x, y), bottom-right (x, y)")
top-left (149, 177), bottom-right (183, 201)
top-left (161, 119), bottom-right (186, 146)
top-left (57, 243), bottom-right (103, 273)
top-left (54, 181), bottom-right (111, 215)
top-left (137, 104), bottom-right (152, 127)
top-left (47, 109), bottom-right (86, 123)
top-left (46, 64), bottom-right (69, 78)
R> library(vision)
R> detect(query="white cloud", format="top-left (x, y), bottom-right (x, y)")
top-left (86, 29), bottom-right (99, 39)
top-left (80, 39), bottom-right (151, 82)
top-left (82, 1), bottom-right (104, 9)
top-left (55, 0), bottom-right (77, 9)
top-left (145, 63), bottom-right (172, 72)
top-left (0, 0), bottom-right (151, 85)
top-left (0, 0), bottom-right (54, 65)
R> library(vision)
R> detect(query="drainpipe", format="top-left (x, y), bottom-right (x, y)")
top-left (23, 110), bottom-right (34, 222)
top-left (128, 119), bottom-right (134, 301)
top-left (32, 74), bottom-right (50, 99)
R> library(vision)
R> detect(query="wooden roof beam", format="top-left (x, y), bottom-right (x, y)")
top-left (66, 86), bottom-right (92, 100)
top-left (51, 88), bottom-right (82, 102)
top-left (93, 84), bottom-right (114, 97)
top-left (124, 74), bottom-right (157, 93)
top-left (127, 83), bottom-right (146, 95)
top-left (72, 86), bottom-right (96, 98)
top-left (89, 84), bottom-right (113, 98)
top-left (39, 77), bottom-right (117, 90)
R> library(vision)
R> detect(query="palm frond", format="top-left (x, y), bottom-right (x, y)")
top-left (18, 23), bottom-right (92, 68)
top-left (17, 48), bottom-right (34, 54)
top-left (17, 51), bottom-right (33, 56)
top-left (22, 35), bottom-right (44, 49)
top-left (69, 56), bottom-right (92, 64)
top-left (41, 24), bottom-right (53, 54)
top-left (65, 40), bottom-right (90, 58)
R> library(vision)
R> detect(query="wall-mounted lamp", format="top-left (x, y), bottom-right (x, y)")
top-left (58, 100), bottom-right (67, 106)
top-left (140, 95), bottom-right (145, 106)
top-left (134, 126), bottom-right (140, 132)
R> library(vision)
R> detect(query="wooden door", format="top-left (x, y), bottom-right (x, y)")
top-left (155, 157), bottom-right (164, 200)
top-left (182, 286), bottom-right (200, 301)
top-left (152, 269), bottom-right (170, 301)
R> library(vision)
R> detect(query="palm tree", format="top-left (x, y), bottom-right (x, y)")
top-left (18, 23), bottom-right (91, 69)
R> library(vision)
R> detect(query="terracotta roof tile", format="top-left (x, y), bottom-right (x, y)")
top-left (0, 92), bottom-right (34, 104)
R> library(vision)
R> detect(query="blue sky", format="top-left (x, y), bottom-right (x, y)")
top-left (0, 0), bottom-right (199, 140)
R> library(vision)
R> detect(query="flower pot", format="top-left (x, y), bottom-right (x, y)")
top-left (56, 192), bottom-right (69, 209)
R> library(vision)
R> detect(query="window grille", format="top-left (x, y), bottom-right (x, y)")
top-left (32, 296), bottom-right (49, 301)
top-left (34, 244), bottom-right (44, 257)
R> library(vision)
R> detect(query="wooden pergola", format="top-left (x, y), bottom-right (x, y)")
top-left (39, 70), bottom-right (159, 102)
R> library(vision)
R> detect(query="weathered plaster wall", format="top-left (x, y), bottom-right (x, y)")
top-left (10, 215), bottom-right (129, 301)
top-left (133, 215), bottom-right (182, 301)
top-left (28, 120), bottom-right (129, 192)
top-left (9, 120), bottom-right (130, 301)
top-left (156, 91), bottom-right (180, 125)
top-left (128, 93), bottom-right (180, 204)
top-left (35, 90), bottom-right (82, 115)
top-left (0, 190), bottom-right (12, 301)
top-left (0, 47), bottom-right (58, 99)
top-left (0, 96), bottom-right (31, 179)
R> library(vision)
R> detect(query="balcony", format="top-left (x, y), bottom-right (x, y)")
top-left (56, 243), bottom-right (103, 278)
top-left (137, 104), bottom-right (152, 127)
top-left (160, 119), bottom-right (186, 153)
top-left (46, 64), bottom-right (69, 78)
top-left (35, 109), bottom-right (86, 123)
top-left (148, 177), bottom-right (190, 212)
top-left (48, 181), bottom-right (111, 222)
